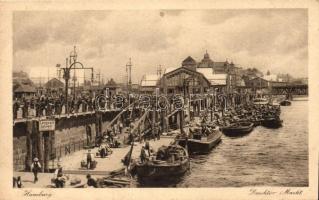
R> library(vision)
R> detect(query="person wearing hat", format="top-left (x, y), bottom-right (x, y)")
top-left (54, 163), bottom-right (64, 188)
top-left (86, 149), bottom-right (93, 169)
top-left (31, 157), bottom-right (41, 183)
top-left (144, 141), bottom-right (153, 157)
top-left (99, 143), bottom-right (106, 158)
top-left (119, 121), bottom-right (123, 134)
top-left (140, 146), bottom-right (148, 163)
top-left (86, 174), bottom-right (98, 188)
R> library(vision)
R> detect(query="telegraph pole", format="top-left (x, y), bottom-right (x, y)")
top-left (126, 58), bottom-right (132, 92)
top-left (96, 70), bottom-right (101, 86)
top-left (157, 65), bottom-right (162, 78)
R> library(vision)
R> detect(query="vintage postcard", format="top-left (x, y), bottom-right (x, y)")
top-left (0, 0), bottom-right (318, 200)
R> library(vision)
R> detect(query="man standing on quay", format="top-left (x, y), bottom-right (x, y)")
top-left (31, 157), bottom-right (41, 183)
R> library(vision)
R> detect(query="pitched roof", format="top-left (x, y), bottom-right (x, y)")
top-left (14, 84), bottom-right (36, 93)
top-left (182, 56), bottom-right (197, 65)
top-left (163, 67), bottom-right (178, 74)
top-left (105, 78), bottom-right (119, 87)
top-left (213, 62), bottom-right (228, 68)
top-left (196, 68), bottom-right (227, 85)
top-left (197, 62), bottom-right (213, 68)
top-left (44, 78), bottom-right (64, 88)
top-left (163, 67), bottom-right (211, 86)
top-left (13, 71), bottom-right (29, 78)
top-left (13, 77), bottom-right (34, 87)
top-left (107, 78), bottom-right (116, 85)
top-left (140, 74), bottom-right (160, 87)
top-left (263, 74), bottom-right (278, 82)
top-left (249, 76), bottom-right (268, 82)
top-left (199, 51), bottom-right (214, 64)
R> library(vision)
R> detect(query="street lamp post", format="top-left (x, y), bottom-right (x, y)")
top-left (58, 46), bottom-right (94, 114)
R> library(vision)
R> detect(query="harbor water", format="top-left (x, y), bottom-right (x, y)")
top-left (137, 99), bottom-right (308, 187)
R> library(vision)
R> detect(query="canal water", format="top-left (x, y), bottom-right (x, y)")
top-left (179, 99), bottom-right (308, 187)
top-left (136, 99), bottom-right (308, 187)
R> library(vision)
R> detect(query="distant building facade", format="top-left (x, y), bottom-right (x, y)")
top-left (140, 74), bottom-right (161, 94)
top-left (139, 51), bottom-right (302, 96)
top-left (159, 66), bottom-right (210, 95)
top-left (13, 71), bottom-right (36, 99)
top-left (104, 78), bottom-right (120, 97)
top-left (140, 51), bottom-right (244, 95)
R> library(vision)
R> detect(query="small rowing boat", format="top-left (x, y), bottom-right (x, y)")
top-left (220, 122), bottom-right (254, 137)
top-left (280, 100), bottom-right (291, 106)
top-left (261, 117), bottom-right (283, 129)
top-left (134, 144), bottom-right (190, 182)
top-left (175, 126), bottom-right (222, 154)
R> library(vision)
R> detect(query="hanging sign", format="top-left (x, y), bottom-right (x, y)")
top-left (39, 119), bottom-right (56, 131)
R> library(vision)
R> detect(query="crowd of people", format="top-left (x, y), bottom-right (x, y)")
top-left (13, 93), bottom-right (95, 119)
top-left (12, 92), bottom-right (130, 119)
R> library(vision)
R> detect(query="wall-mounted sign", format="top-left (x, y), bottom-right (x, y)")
top-left (39, 120), bottom-right (55, 131)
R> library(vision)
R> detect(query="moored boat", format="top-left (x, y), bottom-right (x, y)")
top-left (280, 100), bottom-right (291, 106)
top-left (251, 119), bottom-right (262, 126)
top-left (261, 117), bottom-right (283, 128)
top-left (220, 122), bottom-right (254, 137)
top-left (134, 144), bottom-right (190, 182)
top-left (175, 126), bottom-right (222, 154)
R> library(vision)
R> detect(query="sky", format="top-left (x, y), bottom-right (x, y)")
top-left (13, 9), bottom-right (308, 84)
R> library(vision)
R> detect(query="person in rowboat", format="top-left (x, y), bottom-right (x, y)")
top-left (140, 141), bottom-right (154, 163)
top-left (140, 146), bottom-right (148, 163)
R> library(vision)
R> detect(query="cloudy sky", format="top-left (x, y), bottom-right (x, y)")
top-left (13, 9), bottom-right (307, 83)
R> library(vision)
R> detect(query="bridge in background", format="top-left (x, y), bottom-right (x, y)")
top-left (271, 84), bottom-right (308, 96)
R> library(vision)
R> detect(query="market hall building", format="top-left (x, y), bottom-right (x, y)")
top-left (141, 51), bottom-right (238, 95)
top-left (158, 57), bottom-right (211, 95)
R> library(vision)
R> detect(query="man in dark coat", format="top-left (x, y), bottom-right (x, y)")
top-left (31, 157), bottom-right (41, 183)
top-left (86, 149), bottom-right (93, 169)
top-left (54, 164), bottom-right (65, 188)
top-left (86, 174), bottom-right (98, 188)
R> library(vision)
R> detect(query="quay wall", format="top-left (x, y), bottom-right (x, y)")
top-left (54, 115), bottom-right (97, 148)
top-left (13, 111), bottom-right (120, 171)
top-left (13, 123), bottom-right (28, 171)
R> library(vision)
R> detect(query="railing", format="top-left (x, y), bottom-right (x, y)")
top-left (105, 102), bottom-right (135, 131)
top-left (13, 106), bottom-right (122, 124)
top-left (131, 110), bottom-right (150, 135)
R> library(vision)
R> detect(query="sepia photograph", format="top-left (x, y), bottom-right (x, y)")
top-left (10, 9), bottom-right (310, 189)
